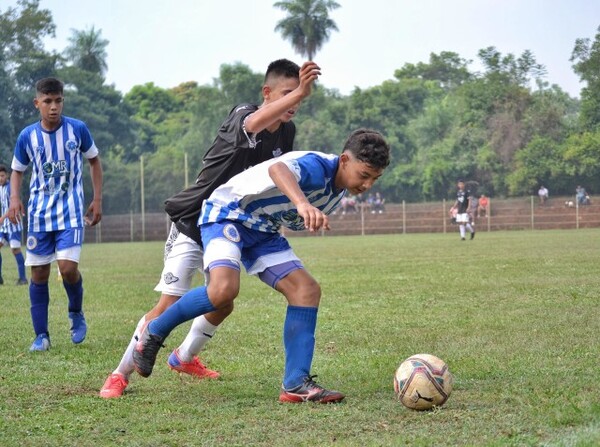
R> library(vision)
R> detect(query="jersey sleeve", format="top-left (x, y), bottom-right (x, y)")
top-left (11, 130), bottom-right (32, 172)
top-left (75, 121), bottom-right (99, 159)
top-left (221, 104), bottom-right (259, 149)
top-left (280, 153), bottom-right (331, 190)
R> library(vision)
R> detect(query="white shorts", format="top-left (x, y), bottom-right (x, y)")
top-left (154, 223), bottom-right (205, 296)
top-left (25, 246), bottom-right (81, 266)
top-left (456, 213), bottom-right (470, 223)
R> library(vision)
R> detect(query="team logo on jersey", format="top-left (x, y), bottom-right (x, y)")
top-left (223, 224), bottom-right (241, 242)
top-left (27, 235), bottom-right (38, 250)
top-left (65, 140), bottom-right (78, 152)
top-left (272, 148), bottom-right (283, 157)
top-left (42, 160), bottom-right (69, 178)
top-left (60, 182), bottom-right (69, 192)
top-left (280, 210), bottom-right (304, 231)
top-left (163, 272), bottom-right (179, 284)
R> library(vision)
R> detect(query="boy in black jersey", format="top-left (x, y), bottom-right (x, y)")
top-left (101, 59), bottom-right (321, 398)
top-left (449, 180), bottom-right (475, 241)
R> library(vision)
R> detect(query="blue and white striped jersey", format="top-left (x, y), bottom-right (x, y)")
top-left (11, 116), bottom-right (99, 231)
top-left (200, 151), bottom-right (346, 233)
top-left (0, 182), bottom-right (23, 233)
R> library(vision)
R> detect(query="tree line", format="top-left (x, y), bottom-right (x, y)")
top-left (2, 1), bottom-right (599, 215)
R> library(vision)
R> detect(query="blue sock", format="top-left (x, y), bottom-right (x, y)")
top-left (30, 282), bottom-right (50, 336)
top-left (149, 286), bottom-right (216, 339)
top-left (282, 306), bottom-right (318, 389)
top-left (64, 275), bottom-right (83, 313)
top-left (15, 252), bottom-right (26, 280)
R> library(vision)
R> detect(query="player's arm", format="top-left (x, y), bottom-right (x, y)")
top-left (244, 62), bottom-right (321, 134)
top-left (84, 156), bottom-right (103, 226)
top-left (7, 170), bottom-right (25, 225)
top-left (268, 161), bottom-right (329, 232)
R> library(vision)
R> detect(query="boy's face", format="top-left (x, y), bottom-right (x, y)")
top-left (34, 92), bottom-right (64, 129)
top-left (335, 152), bottom-right (384, 196)
top-left (457, 181), bottom-right (465, 190)
top-left (263, 76), bottom-right (301, 122)
top-left (0, 171), bottom-right (7, 186)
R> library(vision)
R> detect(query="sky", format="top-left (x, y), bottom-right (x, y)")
top-left (8, 0), bottom-right (600, 97)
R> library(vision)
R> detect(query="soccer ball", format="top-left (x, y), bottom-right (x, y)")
top-left (393, 353), bottom-right (453, 410)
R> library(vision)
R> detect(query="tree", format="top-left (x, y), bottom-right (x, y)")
top-left (571, 26), bottom-right (600, 131)
top-left (274, 0), bottom-right (340, 60)
top-left (63, 26), bottom-right (108, 76)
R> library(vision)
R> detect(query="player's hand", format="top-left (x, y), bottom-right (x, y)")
top-left (7, 199), bottom-right (25, 225)
top-left (297, 61), bottom-right (321, 98)
top-left (84, 198), bottom-right (103, 226)
top-left (297, 202), bottom-right (330, 232)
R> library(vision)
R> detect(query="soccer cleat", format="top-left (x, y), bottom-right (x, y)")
top-left (16, 278), bottom-right (28, 285)
top-left (279, 375), bottom-right (345, 404)
top-left (470, 231), bottom-right (476, 240)
top-left (167, 349), bottom-right (220, 379)
top-left (132, 321), bottom-right (165, 378)
top-left (69, 311), bottom-right (87, 344)
top-left (0, 276), bottom-right (3, 285)
top-left (99, 373), bottom-right (129, 398)
top-left (30, 333), bottom-right (51, 352)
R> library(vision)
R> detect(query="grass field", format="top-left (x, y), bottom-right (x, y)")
top-left (1, 229), bottom-right (599, 446)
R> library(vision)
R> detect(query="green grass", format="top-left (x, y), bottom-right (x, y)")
top-left (1, 229), bottom-right (599, 446)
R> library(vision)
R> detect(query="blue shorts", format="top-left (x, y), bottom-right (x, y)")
top-left (26, 228), bottom-right (84, 266)
top-left (201, 222), bottom-right (302, 276)
top-left (0, 230), bottom-right (22, 248)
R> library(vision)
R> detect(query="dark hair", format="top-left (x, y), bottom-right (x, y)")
top-left (265, 59), bottom-right (300, 83)
top-left (342, 129), bottom-right (390, 170)
top-left (0, 164), bottom-right (7, 173)
top-left (35, 77), bottom-right (64, 95)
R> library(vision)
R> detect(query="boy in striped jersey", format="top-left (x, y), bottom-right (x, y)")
top-left (0, 164), bottom-right (27, 285)
top-left (7, 78), bottom-right (103, 352)
top-left (133, 129), bottom-right (390, 403)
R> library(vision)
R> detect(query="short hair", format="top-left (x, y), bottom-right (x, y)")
top-left (0, 164), bottom-right (7, 173)
top-left (35, 77), bottom-right (64, 95)
top-left (342, 129), bottom-right (390, 170)
top-left (265, 59), bottom-right (300, 84)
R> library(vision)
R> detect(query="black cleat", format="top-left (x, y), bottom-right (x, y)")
top-left (132, 321), bottom-right (165, 378)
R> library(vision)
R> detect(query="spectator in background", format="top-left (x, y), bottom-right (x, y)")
top-left (340, 194), bottom-right (357, 214)
top-left (576, 186), bottom-right (590, 206)
top-left (468, 194), bottom-right (478, 222)
top-left (372, 192), bottom-right (385, 214)
top-left (538, 185), bottom-right (549, 206)
top-left (477, 194), bottom-right (489, 218)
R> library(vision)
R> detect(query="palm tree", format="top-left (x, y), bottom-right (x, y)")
top-left (64, 26), bottom-right (109, 76)
top-left (274, 0), bottom-right (340, 60)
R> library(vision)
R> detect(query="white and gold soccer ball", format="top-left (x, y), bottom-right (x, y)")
top-left (394, 353), bottom-right (453, 410)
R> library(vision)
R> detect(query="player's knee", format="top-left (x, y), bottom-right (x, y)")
top-left (287, 278), bottom-right (321, 307)
top-left (207, 281), bottom-right (239, 308)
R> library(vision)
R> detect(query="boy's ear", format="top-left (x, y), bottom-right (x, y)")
top-left (262, 84), bottom-right (271, 100)
top-left (33, 98), bottom-right (39, 109)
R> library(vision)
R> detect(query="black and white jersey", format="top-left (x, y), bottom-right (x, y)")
top-left (456, 189), bottom-right (471, 214)
top-left (164, 103), bottom-right (295, 244)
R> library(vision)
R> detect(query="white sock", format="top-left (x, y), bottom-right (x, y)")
top-left (114, 315), bottom-right (146, 379)
top-left (177, 315), bottom-right (218, 362)
top-left (459, 225), bottom-right (466, 238)
top-left (466, 223), bottom-right (474, 233)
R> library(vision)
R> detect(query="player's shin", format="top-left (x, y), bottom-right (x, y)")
top-left (282, 305), bottom-right (318, 389)
top-left (148, 286), bottom-right (216, 339)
